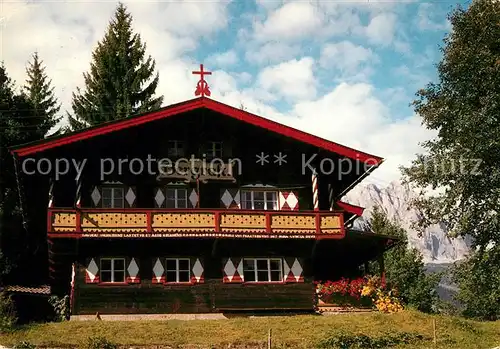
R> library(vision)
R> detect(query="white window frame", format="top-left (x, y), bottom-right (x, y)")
top-left (101, 187), bottom-right (124, 208)
top-left (165, 258), bottom-right (191, 283)
top-left (164, 187), bottom-right (188, 208)
top-left (241, 190), bottom-right (278, 210)
top-left (100, 258), bottom-right (126, 283)
top-left (167, 140), bottom-right (185, 157)
top-left (243, 258), bottom-right (283, 283)
top-left (207, 141), bottom-right (223, 158)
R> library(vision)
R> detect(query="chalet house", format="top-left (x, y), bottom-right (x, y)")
top-left (9, 67), bottom-right (395, 315)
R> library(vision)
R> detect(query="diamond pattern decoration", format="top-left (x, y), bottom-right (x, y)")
top-left (279, 191), bottom-right (299, 211)
top-left (189, 189), bottom-right (199, 208)
top-left (152, 258), bottom-right (165, 284)
top-left (283, 259), bottom-right (291, 282)
top-left (91, 187), bottom-right (101, 207)
top-left (154, 189), bottom-right (165, 208)
top-left (191, 258), bottom-right (204, 283)
top-left (220, 189), bottom-right (240, 209)
top-left (85, 258), bottom-right (99, 283)
top-left (223, 259), bottom-right (235, 282)
top-left (285, 258), bottom-right (304, 282)
top-left (125, 187), bottom-right (136, 207)
top-left (127, 258), bottom-right (140, 283)
top-left (223, 258), bottom-right (243, 282)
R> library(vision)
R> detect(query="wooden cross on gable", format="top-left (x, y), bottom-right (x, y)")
top-left (192, 64), bottom-right (212, 97)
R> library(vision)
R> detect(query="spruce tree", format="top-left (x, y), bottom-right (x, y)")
top-left (69, 3), bottom-right (163, 129)
top-left (24, 52), bottom-right (61, 137)
top-left (0, 64), bottom-right (40, 283)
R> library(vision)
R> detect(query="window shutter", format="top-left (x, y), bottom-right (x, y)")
top-left (85, 258), bottom-right (100, 283)
top-left (154, 188), bottom-right (165, 208)
top-left (188, 189), bottom-right (199, 208)
top-left (283, 258), bottom-right (304, 283)
top-left (191, 258), bottom-right (204, 283)
top-left (279, 191), bottom-right (299, 211)
top-left (91, 186), bottom-right (101, 207)
top-left (222, 257), bottom-right (243, 283)
top-left (152, 258), bottom-right (165, 284)
top-left (220, 189), bottom-right (241, 209)
top-left (126, 257), bottom-right (140, 284)
top-left (125, 186), bottom-right (137, 208)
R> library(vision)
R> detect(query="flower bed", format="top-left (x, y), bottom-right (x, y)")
top-left (315, 275), bottom-right (403, 313)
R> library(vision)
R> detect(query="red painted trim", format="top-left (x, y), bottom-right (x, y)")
top-left (11, 97), bottom-right (383, 165)
top-left (146, 211), bottom-right (152, 232)
top-left (11, 99), bottom-right (204, 157)
top-left (48, 207), bottom-right (345, 215)
top-left (152, 276), bottom-right (166, 284)
top-left (265, 214), bottom-right (271, 233)
top-left (163, 282), bottom-right (195, 286)
top-left (97, 282), bottom-right (129, 286)
top-left (339, 212), bottom-right (346, 237)
top-left (48, 233), bottom-right (83, 238)
top-left (336, 201), bottom-right (364, 217)
top-left (47, 210), bottom-right (52, 232)
top-left (203, 99), bottom-right (383, 164)
top-left (315, 213), bottom-right (321, 235)
top-left (214, 211), bottom-right (220, 233)
top-left (47, 208), bottom-right (347, 239)
top-left (243, 281), bottom-right (291, 285)
top-left (75, 209), bottom-right (81, 232)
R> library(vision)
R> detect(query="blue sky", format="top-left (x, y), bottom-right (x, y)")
top-left (1, 0), bottom-right (464, 186)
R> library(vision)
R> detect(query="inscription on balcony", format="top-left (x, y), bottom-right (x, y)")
top-left (49, 209), bottom-right (344, 239)
top-left (156, 158), bottom-right (238, 183)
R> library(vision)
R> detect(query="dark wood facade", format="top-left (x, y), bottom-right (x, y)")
top-left (11, 97), bottom-right (393, 315)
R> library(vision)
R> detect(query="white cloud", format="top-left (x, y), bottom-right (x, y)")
top-left (254, 0), bottom-right (285, 12)
top-left (0, 0), bottom-right (438, 186)
top-left (320, 41), bottom-right (377, 73)
top-left (245, 42), bottom-right (301, 65)
top-left (208, 50), bottom-right (238, 67)
top-left (257, 57), bottom-right (317, 101)
top-left (363, 12), bottom-right (397, 46)
top-left (417, 4), bottom-right (451, 31)
top-left (270, 83), bottom-right (436, 183)
top-left (253, 1), bottom-right (323, 42)
top-left (0, 1), bottom-right (231, 116)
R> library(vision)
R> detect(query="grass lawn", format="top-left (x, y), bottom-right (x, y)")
top-left (1, 310), bottom-right (499, 348)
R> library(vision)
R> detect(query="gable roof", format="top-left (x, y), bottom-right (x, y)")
top-left (10, 97), bottom-right (384, 165)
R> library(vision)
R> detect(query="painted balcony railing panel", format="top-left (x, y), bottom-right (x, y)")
top-left (48, 209), bottom-right (345, 238)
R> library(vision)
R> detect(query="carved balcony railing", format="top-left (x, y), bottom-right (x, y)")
top-left (47, 208), bottom-right (345, 239)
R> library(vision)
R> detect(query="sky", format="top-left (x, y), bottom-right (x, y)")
top-left (1, 0), bottom-right (463, 188)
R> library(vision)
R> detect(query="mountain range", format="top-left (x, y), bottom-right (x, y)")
top-left (343, 181), bottom-right (472, 264)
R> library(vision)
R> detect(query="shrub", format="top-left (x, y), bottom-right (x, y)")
top-left (0, 291), bottom-right (17, 331)
top-left (48, 295), bottom-right (70, 321)
top-left (83, 336), bottom-right (118, 349)
top-left (316, 275), bottom-right (404, 313)
top-left (316, 331), bottom-right (426, 348)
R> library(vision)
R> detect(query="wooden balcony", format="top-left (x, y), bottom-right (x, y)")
top-left (47, 209), bottom-right (345, 239)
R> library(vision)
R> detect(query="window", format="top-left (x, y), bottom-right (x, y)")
top-left (101, 187), bottom-right (124, 208)
top-left (207, 141), bottom-right (223, 158)
top-left (243, 258), bottom-right (283, 282)
top-left (165, 188), bottom-right (187, 208)
top-left (165, 258), bottom-right (191, 282)
top-left (241, 191), bottom-right (278, 210)
top-left (167, 140), bottom-right (185, 157)
top-left (100, 258), bottom-right (125, 283)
